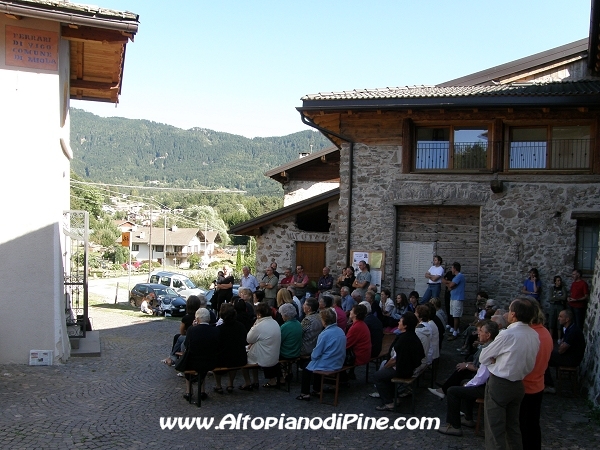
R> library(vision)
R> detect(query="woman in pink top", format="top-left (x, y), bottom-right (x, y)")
top-left (519, 299), bottom-right (553, 450)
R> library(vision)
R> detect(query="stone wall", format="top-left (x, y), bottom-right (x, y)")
top-left (338, 142), bottom-right (600, 314)
top-left (254, 200), bottom-right (340, 274)
top-left (582, 236), bottom-right (600, 405)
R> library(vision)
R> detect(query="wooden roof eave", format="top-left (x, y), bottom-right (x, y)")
top-left (63, 25), bottom-right (133, 103)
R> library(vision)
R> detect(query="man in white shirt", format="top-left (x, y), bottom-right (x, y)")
top-left (421, 255), bottom-right (444, 304)
top-left (479, 297), bottom-right (539, 450)
top-left (438, 320), bottom-right (499, 436)
top-left (240, 266), bottom-right (259, 293)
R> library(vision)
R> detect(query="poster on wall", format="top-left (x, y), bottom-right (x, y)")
top-left (351, 249), bottom-right (386, 286)
top-left (398, 242), bottom-right (434, 296)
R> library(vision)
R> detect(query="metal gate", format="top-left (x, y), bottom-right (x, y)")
top-left (63, 210), bottom-right (89, 338)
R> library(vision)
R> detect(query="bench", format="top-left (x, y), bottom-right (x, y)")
top-left (390, 364), bottom-right (428, 413)
top-left (313, 366), bottom-right (354, 406)
top-left (366, 334), bottom-right (396, 384)
top-left (391, 377), bottom-right (417, 413)
top-left (182, 370), bottom-right (202, 407)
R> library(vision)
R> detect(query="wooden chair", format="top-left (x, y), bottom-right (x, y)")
top-left (313, 366), bottom-right (353, 406)
top-left (391, 376), bottom-right (418, 413)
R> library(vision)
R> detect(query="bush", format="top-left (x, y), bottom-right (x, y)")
top-left (189, 270), bottom-right (219, 290)
top-left (187, 253), bottom-right (200, 268)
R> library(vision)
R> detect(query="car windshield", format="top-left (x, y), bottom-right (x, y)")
top-left (183, 279), bottom-right (196, 289)
top-left (154, 288), bottom-right (178, 297)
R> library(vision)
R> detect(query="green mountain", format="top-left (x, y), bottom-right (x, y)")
top-left (69, 108), bottom-right (332, 196)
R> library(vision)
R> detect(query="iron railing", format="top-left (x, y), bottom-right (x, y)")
top-left (414, 139), bottom-right (591, 171)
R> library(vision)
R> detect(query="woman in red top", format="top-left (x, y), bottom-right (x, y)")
top-left (346, 304), bottom-right (372, 366)
top-left (519, 299), bottom-right (553, 450)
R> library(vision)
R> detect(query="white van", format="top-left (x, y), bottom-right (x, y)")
top-left (148, 271), bottom-right (206, 299)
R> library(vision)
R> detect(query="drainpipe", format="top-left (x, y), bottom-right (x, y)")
top-left (299, 112), bottom-right (354, 266)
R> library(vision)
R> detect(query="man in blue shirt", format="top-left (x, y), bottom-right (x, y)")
top-left (340, 286), bottom-right (355, 314)
top-left (443, 262), bottom-right (465, 339)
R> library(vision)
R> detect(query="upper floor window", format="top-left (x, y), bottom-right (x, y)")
top-left (131, 244), bottom-right (140, 251)
top-left (509, 125), bottom-right (591, 170)
top-left (415, 126), bottom-right (488, 170)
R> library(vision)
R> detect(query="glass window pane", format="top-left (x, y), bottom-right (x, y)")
top-left (453, 128), bottom-right (488, 169)
top-left (416, 128), bottom-right (449, 169)
top-left (510, 128), bottom-right (546, 169)
top-left (551, 126), bottom-right (590, 169)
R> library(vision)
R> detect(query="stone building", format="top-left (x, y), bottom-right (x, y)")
top-left (230, 146), bottom-right (340, 282)
top-left (295, 41), bottom-right (600, 316)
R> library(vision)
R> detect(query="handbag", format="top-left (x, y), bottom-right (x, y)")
top-left (344, 348), bottom-right (356, 366)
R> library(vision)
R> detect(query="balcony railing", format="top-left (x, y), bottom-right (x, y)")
top-left (415, 141), bottom-right (489, 170)
top-left (509, 139), bottom-right (590, 170)
top-left (414, 139), bottom-right (591, 171)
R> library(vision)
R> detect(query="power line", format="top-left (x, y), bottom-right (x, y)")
top-left (70, 179), bottom-right (246, 194)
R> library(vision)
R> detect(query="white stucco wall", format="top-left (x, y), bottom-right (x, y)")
top-left (283, 181), bottom-right (339, 206)
top-left (0, 16), bottom-right (71, 363)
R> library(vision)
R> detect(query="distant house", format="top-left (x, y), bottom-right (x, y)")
top-left (0, 0), bottom-right (139, 363)
top-left (126, 226), bottom-right (220, 267)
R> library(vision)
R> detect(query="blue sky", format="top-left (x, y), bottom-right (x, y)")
top-left (73, 0), bottom-right (591, 138)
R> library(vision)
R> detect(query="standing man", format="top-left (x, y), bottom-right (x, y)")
top-left (279, 267), bottom-right (294, 290)
top-left (317, 266), bottom-right (334, 293)
top-left (352, 260), bottom-right (371, 300)
top-left (240, 266), bottom-right (259, 293)
top-left (259, 266), bottom-right (280, 308)
top-left (479, 297), bottom-right (539, 450)
top-left (567, 269), bottom-right (589, 331)
top-left (291, 265), bottom-right (309, 301)
top-left (270, 262), bottom-right (280, 279)
top-left (422, 255), bottom-right (444, 304)
top-left (443, 262), bottom-right (465, 340)
top-left (215, 266), bottom-right (234, 312)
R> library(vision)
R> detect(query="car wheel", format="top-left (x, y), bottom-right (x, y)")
top-left (129, 298), bottom-right (136, 308)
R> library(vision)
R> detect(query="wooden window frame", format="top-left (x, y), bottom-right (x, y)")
top-left (413, 123), bottom-right (492, 172)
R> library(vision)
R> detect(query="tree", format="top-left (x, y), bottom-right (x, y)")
top-left (70, 170), bottom-right (104, 219)
top-left (103, 245), bottom-right (130, 264)
top-left (235, 246), bottom-right (242, 273)
top-left (92, 216), bottom-right (121, 247)
top-left (188, 253), bottom-right (200, 269)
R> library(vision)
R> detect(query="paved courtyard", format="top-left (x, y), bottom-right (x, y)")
top-left (1, 305), bottom-right (598, 449)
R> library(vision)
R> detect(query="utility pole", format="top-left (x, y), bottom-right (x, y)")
top-left (148, 207), bottom-right (152, 281)
top-left (163, 212), bottom-right (166, 271)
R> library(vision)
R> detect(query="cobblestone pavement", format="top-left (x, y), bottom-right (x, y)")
top-left (1, 307), bottom-right (599, 449)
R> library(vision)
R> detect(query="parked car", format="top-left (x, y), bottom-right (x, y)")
top-left (129, 283), bottom-right (187, 316)
top-left (148, 271), bottom-right (206, 299)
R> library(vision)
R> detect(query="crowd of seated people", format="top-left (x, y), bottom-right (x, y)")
top-left (162, 259), bottom-right (590, 443)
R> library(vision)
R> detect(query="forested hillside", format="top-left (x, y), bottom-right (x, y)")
top-left (69, 108), bottom-right (332, 196)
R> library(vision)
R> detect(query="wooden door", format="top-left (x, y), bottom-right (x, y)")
top-left (296, 242), bottom-right (326, 285)
top-left (395, 205), bottom-right (480, 312)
